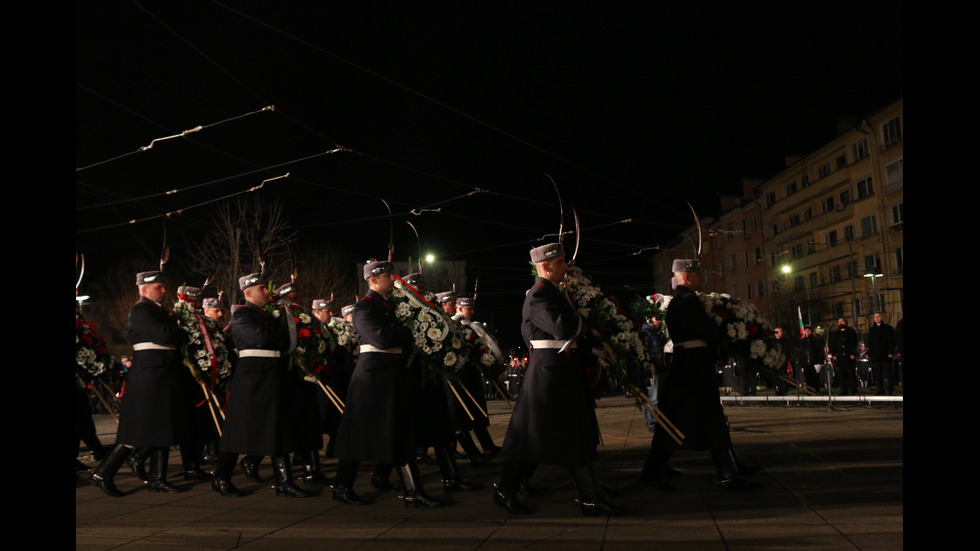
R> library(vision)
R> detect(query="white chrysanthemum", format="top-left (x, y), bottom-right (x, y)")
top-left (443, 352), bottom-right (457, 366)
top-left (427, 326), bottom-right (444, 341)
top-left (750, 339), bottom-right (767, 359)
top-left (299, 313), bottom-right (312, 324)
top-left (77, 348), bottom-right (95, 364)
top-left (418, 311), bottom-right (433, 323)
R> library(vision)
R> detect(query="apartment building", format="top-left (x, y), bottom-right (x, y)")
top-left (757, 99), bottom-right (903, 335)
top-left (652, 98), bottom-right (903, 337)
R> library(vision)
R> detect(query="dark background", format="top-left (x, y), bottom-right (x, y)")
top-left (76, 1), bottom-right (903, 351)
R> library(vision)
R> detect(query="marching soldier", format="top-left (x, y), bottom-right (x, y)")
top-left (210, 272), bottom-right (309, 498)
top-left (640, 259), bottom-right (761, 491)
top-left (202, 297), bottom-right (226, 325)
top-left (452, 296), bottom-right (502, 463)
top-left (275, 285), bottom-right (331, 486)
top-left (90, 271), bottom-right (186, 496)
top-left (331, 260), bottom-right (443, 507)
top-left (495, 243), bottom-right (622, 516)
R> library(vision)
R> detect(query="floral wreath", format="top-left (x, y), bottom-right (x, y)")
top-left (699, 292), bottom-right (785, 372)
top-left (76, 312), bottom-right (113, 389)
top-left (563, 265), bottom-right (653, 388)
top-left (391, 276), bottom-right (470, 386)
top-left (453, 312), bottom-right (507, 381)
top-left (265, 300), bottom-right (336, 383)
top-left (173, 300), bottom-right (233, 392)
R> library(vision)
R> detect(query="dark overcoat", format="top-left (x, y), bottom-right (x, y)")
top-left (866, 322), bottom-right (895, 362)
top-left (219, 303), bottom-right (293, 456)
top-left (333, 290), bottom-right (416, 465)
top-left (501, 276), bottom-right (598, 466)
top-left (657, 285), bottom-right (731, 451)
top-left (447, 320), bottom-right (491, 432)
top-left (116, 297), bottom-right (186, 447)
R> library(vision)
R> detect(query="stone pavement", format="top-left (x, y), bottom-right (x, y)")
top-left (76, 395), bottom-right (903, 551)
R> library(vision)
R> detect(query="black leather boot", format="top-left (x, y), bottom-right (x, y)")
top-left (494, 458), bottom-right (533, 513)
top-left (434, 446), bottom-right (480, 492)
top-left (396, 461), bottom-right (444, 508)
top-left (127, 446), bottom-right (150, 482)
top-left (371, 463), bottom-right (397, 492)
top-left (240, 455), bottom-right (264, 482)
top-left (455, 431), bottom-right (484, 467)
top-left (640, 446), bottom-right (677, 490)
top-left (519, 462), bottom-right (539, 495)
top-left (713, 449), bottom-right (762, 491)
top-left (494, 486), bottom-right (533, 513)
top-left (90, 443), bottom-right (130, 497)
top-left (473, 426), bottom-right (501, 458)
top-left (211, 453), bottom-right (244, 497)
top-left (729, 445), bottom-right (761, 476)
top-left (569, 464), bottom-right (624, 516)
top-left (301, 450), bottom-right (333, 485)
top-left (211, 477), bottom-right (244, 497)
top-left (332, 459), bottom-right (369, 505)
top-left (272, 456), bottom-right (310, 497)
top-left (201, 440), bottom-right (219, 465)
top-left (180, 446), bottom-right (212, 482)
top-left (147, 448), bottom-right (181, 493)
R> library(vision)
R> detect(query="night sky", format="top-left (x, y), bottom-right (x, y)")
top-left (76, 1), bottom-right (903, 349)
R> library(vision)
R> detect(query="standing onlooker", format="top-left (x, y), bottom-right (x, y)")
top-left (641, 316), bottom-right (668, 430)
top-left (797, 326), bottom-right (824, 390)
top-left (867, 312), bottom-right (897, 395)
top-left (828, 318), bottom-right (858, 395)
top-left (894, 318), bottom-right (904, 389)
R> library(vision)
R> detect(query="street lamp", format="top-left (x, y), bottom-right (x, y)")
top-left (863, 269), bottom-right (884, 313)
top-left (781, 264), bottom-right (812, 325)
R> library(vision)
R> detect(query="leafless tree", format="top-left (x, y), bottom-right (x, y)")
top-left (187, 196), bottom-right (296, 306)
top-left (286, 244), bottom-right (359, 309)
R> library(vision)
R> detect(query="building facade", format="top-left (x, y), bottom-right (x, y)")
top-left (652, 98), bottom-right (903, 338)
top-left (757, 98), bottom-right (903, 336)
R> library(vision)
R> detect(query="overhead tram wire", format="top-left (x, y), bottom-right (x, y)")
top-left (208, 0), bottom-right (678, 213)
top-left (77, 174), bottom-right (290, 234)
top-left (77, 147), bottom-right (347, 212)
top-left (75, 106), bottom-right (277, 173)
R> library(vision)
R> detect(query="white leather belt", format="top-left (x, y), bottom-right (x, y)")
top-left (359, 345), bottom-right (403, 354)
top-left (674, 340), bottom-right (708, 349)
top-left (132, 343), bottom-right (176, 351)
top-left (530, 339), bottom-right (577, 350)
top-left (239, 349), bottom-right (282, 358)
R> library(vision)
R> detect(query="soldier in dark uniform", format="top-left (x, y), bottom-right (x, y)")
top-left (411, 290), bottom-right (478, 492)
top-left (210, 272), bottom-right (309, 498)
top-left (311, 298), bottom-right (343, 473)
top-left (452, 296), bottom-right (501, 462)
top-left (275, 284), bottom-right (331, 486)
top-left (90, 270), bottom-right (186, 496)
top-left (494, 243), bottom-right (622, 516)
top-left (639, 259), bottom-right (760, 491)
top-left (331, 260), bottom-right (443, 507)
